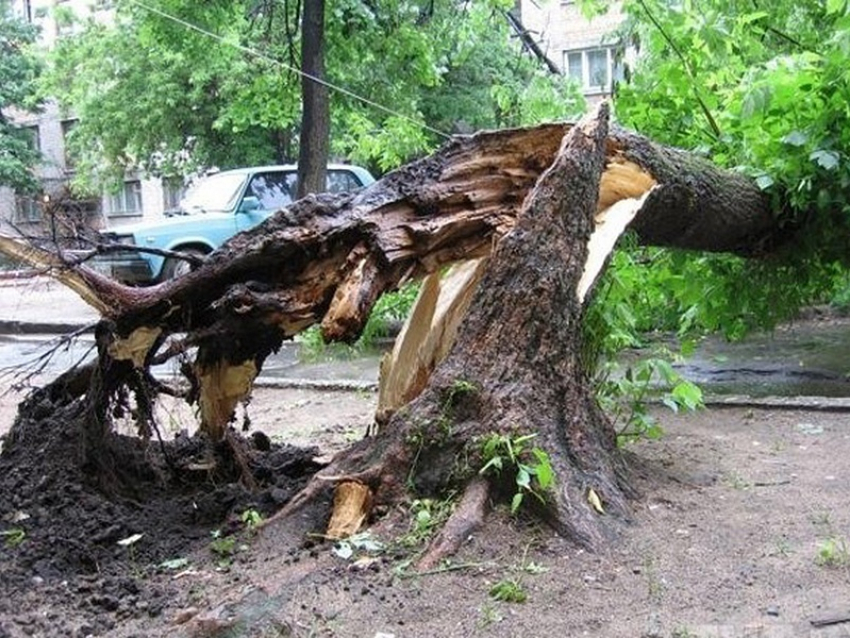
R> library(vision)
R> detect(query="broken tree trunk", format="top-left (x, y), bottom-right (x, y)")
top-left (272, 105), bottom-right (651, 557)
top-left (0, 113), bottom-right (781, 441)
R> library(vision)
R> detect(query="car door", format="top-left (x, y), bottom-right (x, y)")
top-left (235, 171), bottom-right (294, 233)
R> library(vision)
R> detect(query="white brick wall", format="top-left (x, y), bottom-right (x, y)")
top-left (521, 1), bottom-right (625, 66)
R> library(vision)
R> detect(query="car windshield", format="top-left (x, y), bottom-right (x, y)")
top-left (180, 172), bottom-right (246, 213)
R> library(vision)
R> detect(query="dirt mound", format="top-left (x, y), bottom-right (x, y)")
top-left (0, 394), bottom-right (322, 637)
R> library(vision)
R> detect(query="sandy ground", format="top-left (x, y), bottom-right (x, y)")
top-left (3, 376), bottom-right (850, 637)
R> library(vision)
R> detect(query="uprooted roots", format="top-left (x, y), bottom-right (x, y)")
top-left (262, 404), bottom-right (634, 570)
top-left (263, 448), bottom-right (491, 569)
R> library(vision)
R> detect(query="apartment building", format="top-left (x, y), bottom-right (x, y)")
top-left (1, 0), bottom-right (182, 242)
top-left (519, 1), bottom-right (629, 103)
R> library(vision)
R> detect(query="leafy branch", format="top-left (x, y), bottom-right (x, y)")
top-left (634, 0), bottom-right (721, 138)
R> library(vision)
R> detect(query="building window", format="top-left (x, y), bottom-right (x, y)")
top-left (564, 46), bottom-right (621, 94)
top-left (106, 180), bottom-right (142, 217)
top-left (17, 125), bottom-right (40, 153)
top-left (162, 177), bottom-right (186, 211)
top-left (15, 194), bottom-right (42, 223)
top-left (61, 119), bottom-right (77, 170)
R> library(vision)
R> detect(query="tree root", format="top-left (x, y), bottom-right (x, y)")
top-left (224, 429), bottom-right (259, 492)
top-left (417, 476), bottom-right (489, 570)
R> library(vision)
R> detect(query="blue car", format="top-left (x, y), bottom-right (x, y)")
top-left (95, 163), bottom-right (375, 283)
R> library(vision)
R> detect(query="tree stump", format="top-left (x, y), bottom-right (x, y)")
top-left (273, 104), bottom-right (636, 563)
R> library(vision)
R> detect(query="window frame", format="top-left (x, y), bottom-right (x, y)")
top-left (15, 194), bottom-right (42, 223)
top-left (61, 119), bottom-right (78, 171)
top-left (105, 180), bottom-right (143, 218)
top-left (162, 177), bottom-right (186, 211)
top-left (563, 46), bottom-right (620, 95)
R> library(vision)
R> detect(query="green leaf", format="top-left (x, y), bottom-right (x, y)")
top-left (755, 174), bottom-right (774, 190)
top-left (516, 467), bottom-right (531, 489)
top-left (532, 449), bottom-right (554, 489)
top-left (510, 492), bottom-right (524, 514)
top-left (672, 381), bottom-right (704, 410)
top-left (810, 150), bottom-right (840, 170)
top-left (662, 396), bottom-right (680, 413)
top-left (781, 131), bottom-right (809, 147)
top-left (827, 0), bottom-right (847, 15)
top-left (479, 456), bottom-right (503, 475)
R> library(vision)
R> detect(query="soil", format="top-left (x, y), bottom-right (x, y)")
top-left (1, 381), bottom-right (850, 637)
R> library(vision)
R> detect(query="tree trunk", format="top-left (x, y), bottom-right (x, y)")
top-left (297, 0), bottom-right (329, 199)
top-left (275, 104), bottom-right (633, 556)
top-left (0, 111), bottom-right (790, 537)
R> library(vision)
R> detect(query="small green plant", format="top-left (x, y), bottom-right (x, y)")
top-left (488, 578), bottom-right (527, 603)
top-left (815, 537), bottom-right (850, 567)
top-left (595, 355), bottom-right (704, 445)
top-left (723, 471), bottom-right (752, 490)
top-left (1, 528), bottom-right (26, 548)
top-left (477, 603), bottom-right (504, 627)
top-left (240, 508), bottom-right (264, 532)
top-left (399, 497), bottom-right (455, 548)
top-left (479, 433), bottom-right (554, 514)
top-left (772, 537), bottom-right (793, 558)
top-left (435, 379), bottom-right (479, 437)
top-left (209, 530), bottom-right (237, 566)
top-left (812, 511), bottom-right (833, 527)
top-left (672, 627), bottom-right (696, 638)
top-left (117, 533), bottom-right (144, 577)
top-left (445, 379), bottom-right (478, 402)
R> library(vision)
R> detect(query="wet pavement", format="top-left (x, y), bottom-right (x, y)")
top-left (3, 276), bottom-right (850, 398)
top-left (673, 314), bottom-right (850, 398)
top-left (0, 275), bottom-right (382, 389)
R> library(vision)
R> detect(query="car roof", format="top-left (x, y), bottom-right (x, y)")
top-left (211, 164), bottom-right (364, 176)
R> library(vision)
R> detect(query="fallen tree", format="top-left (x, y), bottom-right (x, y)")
top-left (0, 104), bottom-right (793, 555)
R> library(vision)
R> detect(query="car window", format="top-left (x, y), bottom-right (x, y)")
top-left (284, 169), bottom-right (363, 197)
top-left (182, 172), bottom-right (246, 212)
top-left (327, 170), bottom-right (362, 192)
top-left (246, 172), bottom-right (293, 210)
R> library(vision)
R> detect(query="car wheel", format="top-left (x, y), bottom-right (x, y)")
top-left (160, 248), bottom-right (208, 281)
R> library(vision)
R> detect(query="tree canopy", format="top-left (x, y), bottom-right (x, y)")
top-left (42, 0), bottom-right (584, 191)
top-left (0, 0), bottom-right (42, 193)
top-left (573, 0), bottom-right (850, 353)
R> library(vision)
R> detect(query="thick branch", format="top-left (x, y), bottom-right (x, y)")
top-left (0, 122), bottom-right (774, 344)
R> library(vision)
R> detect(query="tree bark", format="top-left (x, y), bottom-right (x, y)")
top-left (297, 0), bottom-right (329, 199)
top-left (275, 104), bottom-right (634, 554)
top-left (0, 112), bottom-right (789, 547)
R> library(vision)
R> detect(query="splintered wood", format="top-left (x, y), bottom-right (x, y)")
top-left (377, 155), bottom-right (659, 414)
top-left (578, 187), bottom-right (656, 303)
top-left (376, 258), bottom-right (489, 424)
top-left (195, 360), bottom-right (258, 442)
top-left (326, 481), bottom-right (373, 539)
top-left (107, 326), bottom-right (163, 368)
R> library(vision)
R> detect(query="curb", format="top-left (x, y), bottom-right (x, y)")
top-left (702, 394), bottom-right (850, 412)
top-left (253, 376), bottom-right (377, 392)
top-left (0, 321), bottom-right (94, 336)
top-left (0, 269), bottom-right (39, 281)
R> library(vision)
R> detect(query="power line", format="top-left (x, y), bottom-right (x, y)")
top-left (129, 0), bottom-right (451, 139)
